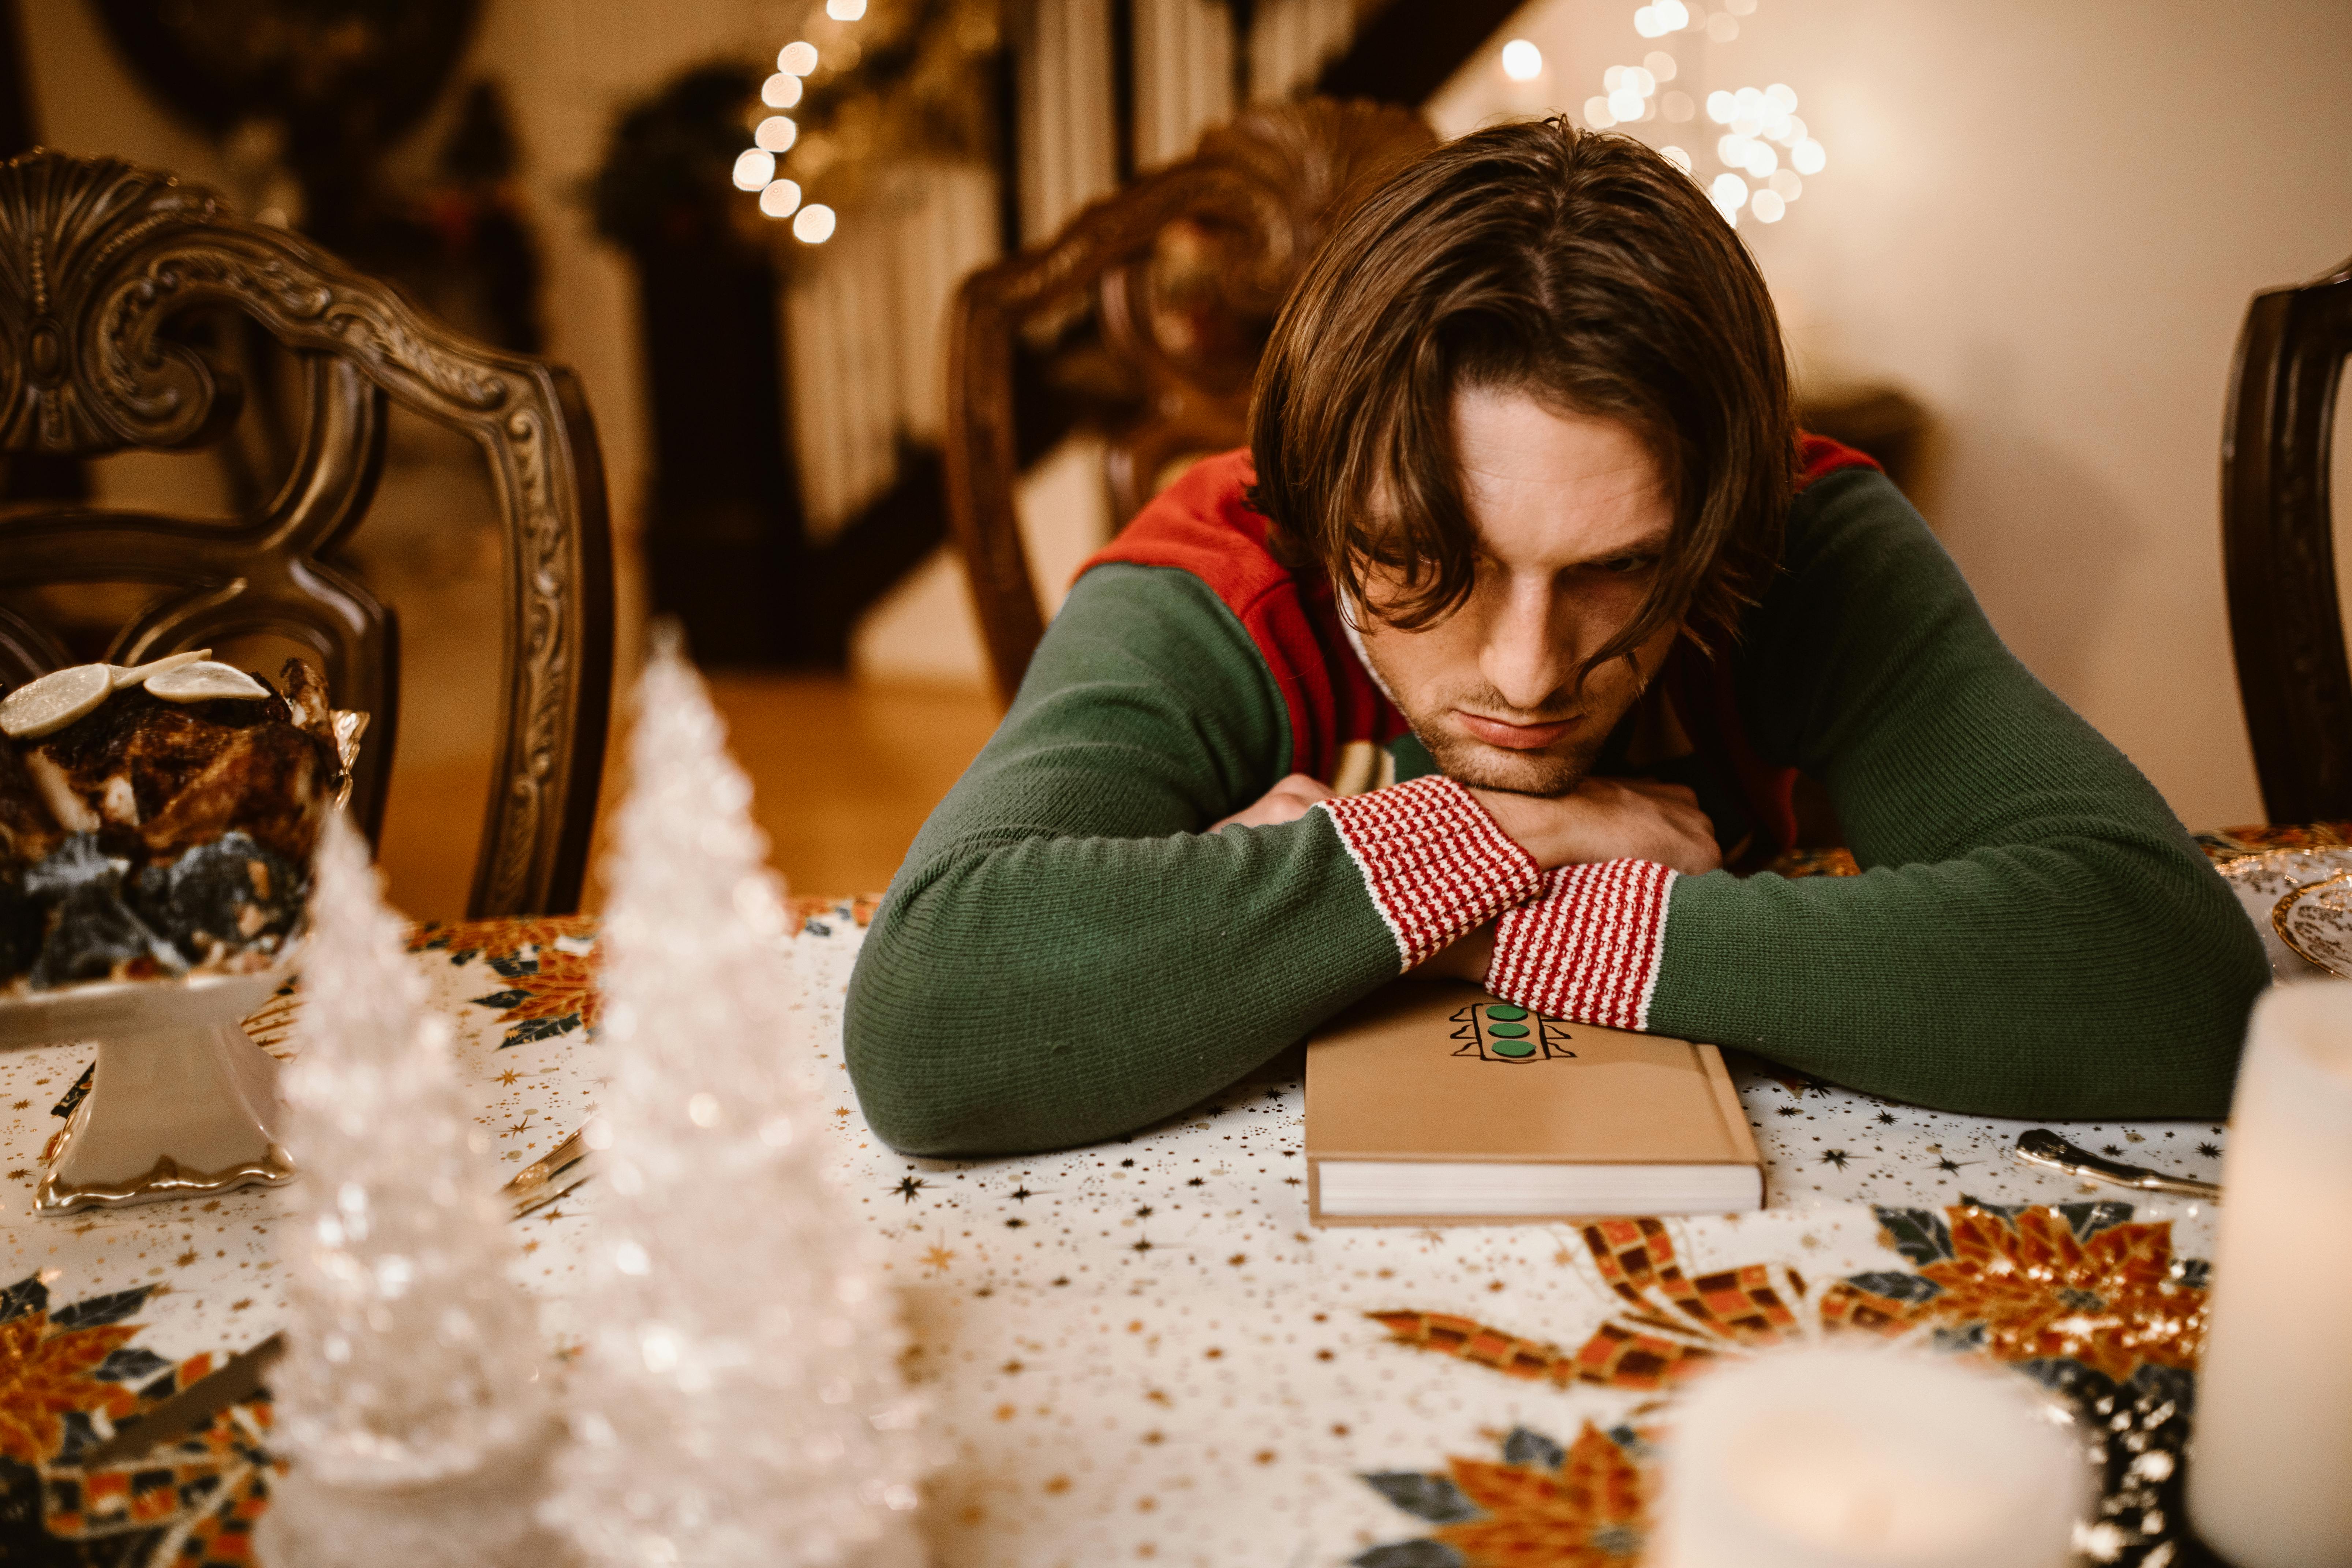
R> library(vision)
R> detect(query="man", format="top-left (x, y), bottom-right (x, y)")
top-left (844, 120), bottom-right (2265, 1157)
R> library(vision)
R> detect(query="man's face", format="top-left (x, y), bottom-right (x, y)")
top-left (1355, 387), bottom-right (1682, 797)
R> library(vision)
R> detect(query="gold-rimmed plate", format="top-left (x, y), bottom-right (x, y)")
top-left (2273, 869), bottom-right (2352, 979)
top-left (2215, 846), bottom-right (2352, 898)
top-left (2217, 847), bottom-right (2352, 980)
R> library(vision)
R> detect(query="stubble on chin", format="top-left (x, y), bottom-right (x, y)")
top-left (1411, 719), bottom-right (1605, 798)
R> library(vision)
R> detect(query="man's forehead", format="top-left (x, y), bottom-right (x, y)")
top-left (1451, 389), bottom-right (1674, 560)
top-left (1452, 386), bottom-right (1662, 486)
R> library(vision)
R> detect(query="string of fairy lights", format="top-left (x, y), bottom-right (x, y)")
top-left (747, 1), bottom-right (1824, 240)
top-left (731, 14), bottom-right (859, 244)
top-left (1501, 0), bottom-right (1826, 228)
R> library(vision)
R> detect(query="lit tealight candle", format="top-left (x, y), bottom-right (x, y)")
top-left (1660, 1346), bottom-right (2087, 1568)
top-left (2188, 981), bottom-right (2352, 1566)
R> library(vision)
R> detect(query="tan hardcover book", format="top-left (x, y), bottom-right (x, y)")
top-left (1306, 980), bottom-right (1764, 1225)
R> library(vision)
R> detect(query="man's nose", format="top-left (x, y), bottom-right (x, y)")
top-left (1479, 575), bottom-right (1573, 714)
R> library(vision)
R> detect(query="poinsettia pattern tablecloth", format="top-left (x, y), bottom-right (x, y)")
top-left (0, 899), bottom-right (2237, 1568)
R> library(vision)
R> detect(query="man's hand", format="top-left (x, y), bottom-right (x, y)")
top-left (1467, 776), bottom-right (1722, 875)
top-left (1211, 773), bottom-right (1335, 833)
top-left (1416, 921), bottom-right (1496, 984)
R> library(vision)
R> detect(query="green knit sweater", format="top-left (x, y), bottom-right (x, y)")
top-left (845, 463), bottom-right (2265, 1156)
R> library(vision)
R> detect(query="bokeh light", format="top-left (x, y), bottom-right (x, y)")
top-left (826, 0), bottom-right (866, 16)
top-left (1584, 95), bottom-right (1617, 128)
top-left (777, 41), bottom-right (819, 75)
top-left (1501, 39), bottom-right (1544, 81)
top-left (732, 149), bottom-right (776, 191)
top-left (759, 179), bottom-right (804, 220)
top-left (755, 116), bottom-right (798, 153)
top-left (762, 72), bottom-right (804, 109)
top-left (1620, 0), bottom-right (1824, 231)
top-left (793, 203), bottom-right (838, 243)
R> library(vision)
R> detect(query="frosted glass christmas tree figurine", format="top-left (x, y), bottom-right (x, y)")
top-left (260, 811), bottom-right (572, 1567)
top-left (554, 625), bottom-right (924, 1567)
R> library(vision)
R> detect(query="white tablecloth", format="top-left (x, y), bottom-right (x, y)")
top-left (0, 907), bottom-right (2225, 1566)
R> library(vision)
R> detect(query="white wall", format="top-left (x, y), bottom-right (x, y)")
top-left (1431, 0), bottom-right (2352, 831)
top-left (852, 433), bottom-right (1115, 687)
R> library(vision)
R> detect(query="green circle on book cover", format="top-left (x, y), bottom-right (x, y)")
top-left (1489, 1037), bottom-right (1537, 1058)
top-left (1487, 1022), bottom-right (1530, 1038)
top-left (1485, 1004), bottom-right (1528, 1021)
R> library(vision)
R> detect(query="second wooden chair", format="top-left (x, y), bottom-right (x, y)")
top-left (943, 98), bottom-right (1435, 706)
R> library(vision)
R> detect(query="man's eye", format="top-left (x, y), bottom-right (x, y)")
top-left (1594, 554), bottom-right (1657, 576)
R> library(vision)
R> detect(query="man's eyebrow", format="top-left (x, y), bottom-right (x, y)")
top-left (1563, 527), bottom-right (1674, 565)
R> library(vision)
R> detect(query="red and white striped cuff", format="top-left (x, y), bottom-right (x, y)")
top-left (1315, 776), bottom-right (1543, 970)
top-left (1487, 858), bottom-right (1678, 1031)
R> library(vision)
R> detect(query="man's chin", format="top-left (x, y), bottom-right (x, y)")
top-left (1424, 734), bottom-right (1594, 797)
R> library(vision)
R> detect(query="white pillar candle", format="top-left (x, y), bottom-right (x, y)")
top-left (1660, 1345), bottom-right (2087, 1568)
top-left (2188, 981), bottom-right (2352, 1566)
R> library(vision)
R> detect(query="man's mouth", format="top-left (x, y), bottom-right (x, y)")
top-left (1454, 711), bottom-right (1578, 751)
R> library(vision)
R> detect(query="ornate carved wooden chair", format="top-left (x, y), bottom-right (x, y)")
top-left (2222, 250), bottom-right (2352, 824)
top-left (943, 98), bottom-right (1437, 704)
top-left (0, 150), bottom-right (613, 916)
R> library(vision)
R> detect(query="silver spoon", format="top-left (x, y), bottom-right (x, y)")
top-left (2010, 1128), bottom-right (2221, 1200)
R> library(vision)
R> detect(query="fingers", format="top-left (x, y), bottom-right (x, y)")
top-left (1661, 835), bottom-right (1723, 876)
top-left (1536, 773), bottom-right (1721, 873)
top-left (1210, 773), bottom-right (1337, 833)
top-left (1412, 920), bottom-right (1496, 984)
top-left (1595, 775), bottom-right (1701, 808)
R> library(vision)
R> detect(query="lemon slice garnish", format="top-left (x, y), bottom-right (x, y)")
top-left (109, 649), bottom-right (211, 689)
top-left (144, 661), bottom-right (270, 703)
top-left (0, 664), bottom-right (113, 740)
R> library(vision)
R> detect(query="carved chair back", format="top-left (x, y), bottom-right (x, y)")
top-left (944, 98), bottom-right (1436, 704)
top-left (2222, 251), bottom-right (2352, 823)
top-left (0, 151), bottom-right (613, 917)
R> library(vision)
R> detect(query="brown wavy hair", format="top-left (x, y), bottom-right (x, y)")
top-left (1248, 117), bottom-right (1796, 680)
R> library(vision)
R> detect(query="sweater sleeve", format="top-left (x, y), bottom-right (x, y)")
top-left (1484, 469), bottom-right (2267, 1120)
top-left (844, 564), bottom-right (1535, 1156)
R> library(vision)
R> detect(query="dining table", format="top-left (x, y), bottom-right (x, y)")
top-left (1, 821), bottom-right (2340, 1568)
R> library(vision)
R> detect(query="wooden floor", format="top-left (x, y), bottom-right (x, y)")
top-left (374, 675), bottom-right (1001, 920)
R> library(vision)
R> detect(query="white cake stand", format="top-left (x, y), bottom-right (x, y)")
top-left (0, 962), bottom-right (296, 1217)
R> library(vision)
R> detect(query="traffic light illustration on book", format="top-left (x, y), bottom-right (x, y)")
top-left (1449, 1002), bottom-right (1578, 1063)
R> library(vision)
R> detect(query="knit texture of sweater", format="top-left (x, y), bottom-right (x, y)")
top-left (844, 449), bottom-right (2267, 1156)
